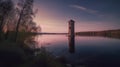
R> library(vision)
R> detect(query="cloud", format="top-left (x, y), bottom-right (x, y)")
top-left (70, 5), bottom-right (103, 17)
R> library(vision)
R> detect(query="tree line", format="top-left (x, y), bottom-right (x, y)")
top-left (0, 0), bottom-right (41, 42)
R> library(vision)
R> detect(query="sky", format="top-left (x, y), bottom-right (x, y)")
top-left (33, 0), bottom-right (120, 33)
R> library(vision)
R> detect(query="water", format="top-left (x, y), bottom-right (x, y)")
top-left (33, 35), bottom-right (120, 66)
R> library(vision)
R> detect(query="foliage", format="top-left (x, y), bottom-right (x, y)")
top-left (0, 0), bottom-right (65, 67)
top-left (14, 0), bottom-right (41, 41)
top-left (0, 0), bottom-right (41, 41)
top-left (0, 0), bottom-right (15, 40)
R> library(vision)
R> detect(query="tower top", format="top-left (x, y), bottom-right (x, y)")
top-left (69, 19), bottom-right (75, 23)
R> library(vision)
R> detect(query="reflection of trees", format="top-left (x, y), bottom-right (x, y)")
top-left (24, 35), bottom-right (39, 49)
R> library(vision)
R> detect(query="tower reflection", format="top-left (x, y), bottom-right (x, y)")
top-left (68, 35), bottom-right (75, 53)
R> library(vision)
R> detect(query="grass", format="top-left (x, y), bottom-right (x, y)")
top-left (0, 32), bottom-right (66, 67)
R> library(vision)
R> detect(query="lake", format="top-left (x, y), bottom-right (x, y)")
top-left (32, 35), bottom-right (120, 67)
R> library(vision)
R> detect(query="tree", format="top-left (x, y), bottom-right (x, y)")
top-left (25, 21), bottom-right (41, 33)
top-left (33, 26), bottom-right (41, 33)
top-left (15, 0), bottom-right (34, 42)
top-left (0, 0), bottom-right (14, 40)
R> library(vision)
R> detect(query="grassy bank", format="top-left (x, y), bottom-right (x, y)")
top-left (0, 32), bottom-right (66, 67)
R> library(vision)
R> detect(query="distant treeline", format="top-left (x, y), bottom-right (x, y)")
top-left (76, 29), bottom-right (120, 39)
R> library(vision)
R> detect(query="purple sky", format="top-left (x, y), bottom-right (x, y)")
top-left (31, 0), bottom-right (120, 33)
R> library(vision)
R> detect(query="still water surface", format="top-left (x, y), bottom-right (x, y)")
top-left (34, 35), bottom-right (120, 66)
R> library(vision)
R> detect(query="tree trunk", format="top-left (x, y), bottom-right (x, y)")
top-left (5, 30), bottom-right (9, 40)
top-left (14, 14), bottom-right (22, 42)
top-left (0, 16), bottom-right (4, 41)
top-left (14, 5), bottom-right (26, 42)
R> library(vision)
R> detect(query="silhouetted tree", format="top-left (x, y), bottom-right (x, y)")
top-left (0, 0), bottom-right (40, 41)
top-left (26, 21), bottom-right (41, 33)
top-left (15, 0), bottom-right (34, 42)
top-left (0, 0), bottom-right (14, 40)
top-left (33, 25), bottom-right (41, 33)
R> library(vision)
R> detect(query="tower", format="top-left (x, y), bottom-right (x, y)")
top-left (68, 19), bottom-right (75, 53)
top-left (68, 20), bottom-right (75, 37)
